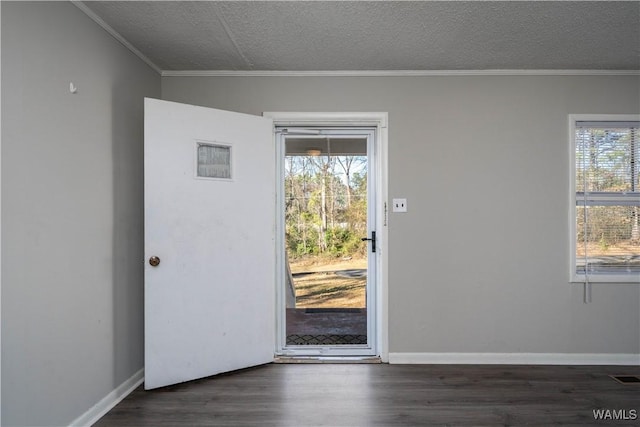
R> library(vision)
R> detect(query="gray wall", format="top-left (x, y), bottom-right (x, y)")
top-left (2, 2), bottom-right (159, 426)
top-left (1, 1), bottom-right (638, 425)
top-left (162, 75), bottom-right (640, 355)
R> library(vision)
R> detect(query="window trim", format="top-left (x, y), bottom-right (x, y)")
top-left (569, 114), bottom-right (640, 283)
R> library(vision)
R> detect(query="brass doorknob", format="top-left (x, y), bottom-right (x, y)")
top-left (149, 256), bottom-right (160, 267)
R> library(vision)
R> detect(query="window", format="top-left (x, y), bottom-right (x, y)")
top-left (196, 142), bottom-right (231, 179)
top-left (570, 115), bottom-right (640, 283)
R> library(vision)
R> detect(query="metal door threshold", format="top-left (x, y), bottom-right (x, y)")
top-left (273, 356), bottom-right (382, 364)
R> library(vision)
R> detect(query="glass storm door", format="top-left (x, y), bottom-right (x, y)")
top-left (277, 128), bottom-right (377, 357)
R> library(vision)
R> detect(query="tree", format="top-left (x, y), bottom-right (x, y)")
top-left (284, 153), bottom-right (368, 259)
top-left (336, 156), bottom-right (365, 207)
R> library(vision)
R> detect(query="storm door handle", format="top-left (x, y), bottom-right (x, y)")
top-left (361, 231), bottom-right (376, 253)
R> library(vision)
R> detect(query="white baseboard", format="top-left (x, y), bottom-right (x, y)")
top-left (69, 368), bottom-right (144, 427)
top-left (388, 352), bottom-right (640, 365)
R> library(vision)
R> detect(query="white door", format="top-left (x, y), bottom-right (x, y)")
top-left (144, 98), bottom-right (275, 390)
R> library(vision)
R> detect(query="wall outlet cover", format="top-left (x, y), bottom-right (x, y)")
top-left (392, 198), bottom-right (407, 212)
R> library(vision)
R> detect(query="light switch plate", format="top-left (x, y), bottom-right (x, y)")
top-left (392, 198), bottom-right (407, 212)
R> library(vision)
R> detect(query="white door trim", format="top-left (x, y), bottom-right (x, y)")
top-left (263, 112), bottom-right (389, 362)
top-left (0, 3), bottom-right (3, 413)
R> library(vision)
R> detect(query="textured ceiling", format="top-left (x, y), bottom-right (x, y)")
top-left (81, 1), bottom-right (640, 72)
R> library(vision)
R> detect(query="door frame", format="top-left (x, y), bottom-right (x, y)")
top-left (263, 112), bottom-right (389, 362)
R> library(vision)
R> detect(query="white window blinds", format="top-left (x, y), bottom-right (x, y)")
top-left (574, 120), bottom-right (640, 281)
top-left (197, 143), bottom-right (232, 179)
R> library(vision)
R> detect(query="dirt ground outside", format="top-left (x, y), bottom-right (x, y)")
top-left (576, 241), bottom-right (640, 258)
top-left (289, 256), bottom-right (367, 308)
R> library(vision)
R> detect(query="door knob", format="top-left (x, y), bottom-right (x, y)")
top-left (149, 256), bottom-right (160, 267)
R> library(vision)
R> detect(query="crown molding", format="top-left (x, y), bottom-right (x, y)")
top-left (72, 1), bottom-right (162, 75)
top-left (162, 69), bottom-right (640, 77)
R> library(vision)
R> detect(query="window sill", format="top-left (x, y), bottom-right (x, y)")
top-left (571, 274), bottom-right (640, 284)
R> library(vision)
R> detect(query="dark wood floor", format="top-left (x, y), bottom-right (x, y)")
top-left (94, 364), bottom-right (640, 426)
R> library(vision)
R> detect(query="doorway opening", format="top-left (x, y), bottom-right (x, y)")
top-left (275, 127), bottom-right (379, 358)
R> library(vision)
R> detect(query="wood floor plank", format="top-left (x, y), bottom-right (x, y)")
top-left (94, 364), bottom-right (640, 426)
